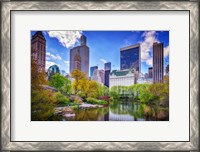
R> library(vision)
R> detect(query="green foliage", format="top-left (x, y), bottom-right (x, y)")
top-left (31, 60), bottom-right (48, 90)
top-left (61, 78), bottom-right (72, 95)
top-left (71, 69), bottom-right (101, 98)
top-left (55, 92), bottom-right (70, 106)
top-left (86, 97), bottom-right (108, 105)
top-left (31, 90), bottom-right (56, 121)
top-left (49, 73), bottom-right (66, 90)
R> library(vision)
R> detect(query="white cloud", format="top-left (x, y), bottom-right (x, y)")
top-left (45, 61), bottom-right (59, 70)
top-left (164, 45), bottom-right (169, 57)
top-left (46, 52), bottom-right (62, 60)
top-left (100, 59), bottom-right (107, 64)
top-left (64, 60), bottom-right (69, 65)
top-left (140, 31), bottom-right (159, 66)
top-left (48, 31), bottom-right (82, 48)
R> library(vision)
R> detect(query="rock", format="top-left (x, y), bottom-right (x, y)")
top-left (63, 113), bottom-right (75, 117)
top-left (63, 107), bottom-right (74, 113)
top-left (68, 95), bottom-right (83, 103)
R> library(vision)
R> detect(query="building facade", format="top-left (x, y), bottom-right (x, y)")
top-left (120, 44), bottom-right (141, 73)
top-left (153, 42), bottom-right (164, 83)
top-left (70, 35), bottom-right (89, 77)
top-left (47, 65), bottom-right (60, 80)
top-left (31, 31), bottom-right (46, 71)
top-left (137, 73), bottom-right (153, 84)
top-left (109, 69), bottom-right (135, 88)
top-left (92, 69), bottom-right (105, 85)
top-left (104, 62), bottom-right (111, 87)
top-left (90, 66), bottom-right (98, 77)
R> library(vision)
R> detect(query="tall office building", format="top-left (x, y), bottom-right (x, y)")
top-left (153, 42), bottom-right (164, 83)
top-left (104, 62), bottom-right (111, 87)
top-left (148, 67), bottom-right (153, 78)
top-left (120, 44), bottom-right (141, 73)
top-left (90, 66), bottom-right (98, 77)
top-left (31, 31), bottom-right (46, 71)
top-left (70, 35), bottom-right (89, 77)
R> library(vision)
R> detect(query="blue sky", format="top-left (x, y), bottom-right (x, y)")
top-left (31, 31), bottom-right (169, 74)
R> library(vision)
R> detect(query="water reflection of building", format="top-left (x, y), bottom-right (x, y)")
top-left (70, 35), bottom-right (89, 77)
top-left (47, 65), bottom-right (60, 80)
top-left (31, 31), bottom-right (46, 71)
top-left (109, 69), bottom-right (136, 88)
top-left (104, 62), bottom-right (111, 87)
top-left (120, 44), bottom-right (141, 73)
top-left (153, 42), bottom-right (164, 83)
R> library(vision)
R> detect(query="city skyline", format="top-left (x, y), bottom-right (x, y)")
top-left (31, 31), bottom-right (169, 74)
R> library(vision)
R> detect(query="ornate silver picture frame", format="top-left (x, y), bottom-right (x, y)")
top-left (1, 0), bottom-right (199, 151)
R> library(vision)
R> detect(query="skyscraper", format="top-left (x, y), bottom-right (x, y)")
top-left (120, 44), bottom-right (141, 73)
top-left (148, 67), bottom-right (153, 78)
top-left (104, 62), bottom-right (111, 87)
top-left (70, 35), bottom-right (89, 77)
top-left (153, 42), bottom-right (164, 83)
top-left (90, 66), bottom-right (98, 77)
top-left (31, 31), bottom-right (46, 71)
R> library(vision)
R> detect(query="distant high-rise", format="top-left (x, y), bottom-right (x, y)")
top-left (120, 44), bottom-right (141, 73)
top-left (31, 31), bottom-right (46, 71)
top-left (104, 62), bottom-right (111, 87)
top-left (92, 69), bottom-right (105, 85)
top-left (47, 65), bottom-right (60, 80)
top-left (165, 64), bottom-right (169, 75)
top-left (70, 35), bottom-right (89, 77)
top-left (148, 67), bottom-right (153, 78)
top-left (90, 66), bottom-right (98, 77)
top-left (153, 42), bottom-right (164, 83)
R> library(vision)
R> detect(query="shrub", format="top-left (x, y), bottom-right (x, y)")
top-left (31, 90), bottom-right (56, 121)
top-left (98, 100), bottom-right (108, 105)
top-left (109, 90), bottom-right (120, 100)
top-left (55, 92), bottom-right (70, 106)
top-left (98, 95), bottom-right (110, 101)
top-left (86, 97), bottom-right (108, 105)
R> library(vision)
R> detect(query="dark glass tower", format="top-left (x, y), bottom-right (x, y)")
top-left (153, 42), bottom-right (164, 83)
top-left (90, 66), bottom-right (98, 77)
top-left (104, 62), bottom-right (111, 87)
top-left (120, 44), bottom-right (141, 73)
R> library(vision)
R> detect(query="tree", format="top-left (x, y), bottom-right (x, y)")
top-left (49, 73), bottom-right (66, 90)
top-left (31, 60), bottom-right (56, 121)
top-left (31, 60), bottom-right (48, 90)
top-left (61, 78), bottom-right (72, 95)
top-left (71, 69), bottom-right (87, 94)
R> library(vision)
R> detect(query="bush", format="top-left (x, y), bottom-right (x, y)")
top-left (31, 90), bottom-right (56, 121)
top-left (98, 100), bottom-right (108, 105)
top-left (86, 97), bottom-right (108, 105)
top-left (55, 92), bottom-right (70, 106)
top-left (109, 90), bottom-right (120, 100)
top-left (98, 95), bottom-right (110, 101)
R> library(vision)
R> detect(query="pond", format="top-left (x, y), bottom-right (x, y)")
top-left (50, 100), bottom-right (150, 121)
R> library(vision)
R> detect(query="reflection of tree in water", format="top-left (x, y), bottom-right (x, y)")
top-left (109, 100), bottom-right (143, 120)
top-left (73, 108), bottom-right (109, 121)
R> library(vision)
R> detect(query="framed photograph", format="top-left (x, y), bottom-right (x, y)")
top-left (1, 0), bottom-right (199, 151)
